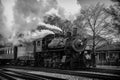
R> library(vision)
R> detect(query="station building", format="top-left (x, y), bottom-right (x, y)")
top-left (96, 43), bottom-right (120, 66)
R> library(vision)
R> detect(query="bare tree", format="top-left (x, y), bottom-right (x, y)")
top-left (105, 0), bottom-right (120, 39)
top-left (75, 3), bottom-right (115, 67)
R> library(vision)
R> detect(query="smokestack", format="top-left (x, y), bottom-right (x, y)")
top-left (73, 27), bottom-right (77, 36)
top-left (66, 31), bottom-right (72, 37)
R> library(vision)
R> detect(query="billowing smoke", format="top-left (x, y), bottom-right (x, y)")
top-left (19, 30), bottom-right (55, 43)
top-left (0, 0), bottom-right (4, 36)
top-left (0, 0), bottom-right (81, 45)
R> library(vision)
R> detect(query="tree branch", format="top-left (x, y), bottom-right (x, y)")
top-left (96, 26), bottom-right (106, 35)
top-left (87, 18), bottom-right (94, 32)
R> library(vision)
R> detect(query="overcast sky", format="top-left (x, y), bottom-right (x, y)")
top-left (0, 0), bottom-right (118, 45)
top-left (78, 0), bottom-right (113, 7)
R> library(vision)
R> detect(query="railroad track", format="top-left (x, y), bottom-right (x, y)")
top-left (79, 68), bottom-right (120, 75)
top-left (0, 68), bottom-right (66, 80)
top-left (0, 71), bottom-right (21, 80)
top-left (8, 66), bottom-right (120, 75)
top-left (2, 66), bottom-right (120, 80)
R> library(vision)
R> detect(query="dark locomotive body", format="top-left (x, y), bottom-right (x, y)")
top-left (0, 28), bottom-right (91, 69)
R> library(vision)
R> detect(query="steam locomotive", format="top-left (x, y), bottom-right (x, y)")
top-left (0, 28), bottom-right (91, 69)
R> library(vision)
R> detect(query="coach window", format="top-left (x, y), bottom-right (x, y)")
top-left (11, 48), bottom-right (13, 54)
top-left (7, 49), bottom-right (8, 54)
top-left (8, 49), bottom-right (10, 54)
top-left (7, 49), bottom-right (9, 54)
top-left (9, 48), bottom-right (11, 54)
top-left (37, 41), bottom-right (41, 46)
top-left (9, 49), bottom-right (11, 54)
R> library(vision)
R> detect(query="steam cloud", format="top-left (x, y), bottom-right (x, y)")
top-left (0, 0), bottom-right (81, 45)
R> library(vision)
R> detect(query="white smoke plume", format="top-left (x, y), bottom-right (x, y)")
top-left (1, 0), bottom-right (15, 38)
top-left (20, 30), bottom-right (54, 42)
top-left (38, 22), bottom-right (62, 32)
top-left (0, 0), bottom-right (81, 45)
top-left (0, 0), bottom-right (4, 35)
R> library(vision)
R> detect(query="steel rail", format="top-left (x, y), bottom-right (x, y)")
top-left (2, 69), bottom-right (66, 80)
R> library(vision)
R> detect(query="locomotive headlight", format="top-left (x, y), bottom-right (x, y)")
top-left (75, 40), bottom-right (82, 47)
top-left (72, 38), bottom-right (85, 52)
